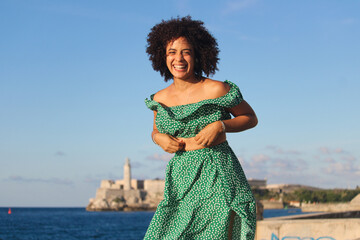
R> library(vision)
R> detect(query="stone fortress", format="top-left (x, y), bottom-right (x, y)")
top-left (86, 158), bottom-right (165, 211)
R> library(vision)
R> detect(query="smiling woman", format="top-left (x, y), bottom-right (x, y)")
top-left (166, 37), bottom-right (195, 82)
top-left (144, 16), bottom-right (258, 239)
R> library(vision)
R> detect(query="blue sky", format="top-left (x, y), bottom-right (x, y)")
top-left (1, 0), bottom-right (359, 207)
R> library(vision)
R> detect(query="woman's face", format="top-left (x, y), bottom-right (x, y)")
top-left (166, 37), bottom-right (195, 81)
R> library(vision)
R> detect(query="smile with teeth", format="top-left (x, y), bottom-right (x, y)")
top-left (174, 65), bottom-right (187, 70)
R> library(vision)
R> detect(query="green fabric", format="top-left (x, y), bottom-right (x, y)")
top-left (144, 81), bottom-right (256, 239)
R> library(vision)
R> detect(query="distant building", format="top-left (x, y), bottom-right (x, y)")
top-left (266, 184), bottom-right (321, 193)
top-left (86, 158), bottom-right (165, 211)
top-left (248, 178), bottom-right (267, 188)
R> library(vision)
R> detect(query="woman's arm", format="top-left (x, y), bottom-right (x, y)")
top-left (151, 111), bottom-right (184, 153)
top-left (223, 100), bottom-right (258, 132)
top-left (194, 100), bottom-right (257, 146)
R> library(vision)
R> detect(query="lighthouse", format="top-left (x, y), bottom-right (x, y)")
top-left (123, 157), bottom-right (131, 190)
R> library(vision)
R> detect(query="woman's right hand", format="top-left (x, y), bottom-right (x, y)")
top-left (154, 133), bottom-right (184, 153)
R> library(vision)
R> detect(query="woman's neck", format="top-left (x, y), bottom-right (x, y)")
top-left (172, 76), bottom-right (202, 91)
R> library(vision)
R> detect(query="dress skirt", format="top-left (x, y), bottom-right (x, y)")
top-left (143, 141), bottom-right (256, 239)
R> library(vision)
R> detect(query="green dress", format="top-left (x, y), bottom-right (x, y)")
top-left (144, 80), bottom-right (256, 239)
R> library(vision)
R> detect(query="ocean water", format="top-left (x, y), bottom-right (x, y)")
top-left (0, 208), bottom-right (307, 240)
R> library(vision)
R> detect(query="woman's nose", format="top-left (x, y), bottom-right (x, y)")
top-left (175, 52), bottom-right (184, 61)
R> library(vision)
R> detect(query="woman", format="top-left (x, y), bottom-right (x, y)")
top-left (145, 16), bottom-right (258, 239)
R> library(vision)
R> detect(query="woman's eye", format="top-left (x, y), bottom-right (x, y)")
top-left (183, 51), bottom-right (190, 55)
top-left (168, 51), bottom-right (175, 55)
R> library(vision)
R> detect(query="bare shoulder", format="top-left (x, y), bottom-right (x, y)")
top-left (153, 85), bottom-right (171, 103)
top-left (202, 78), bottom-right (231, 99)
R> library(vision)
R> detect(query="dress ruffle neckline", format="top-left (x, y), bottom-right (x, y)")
top-left (145, 80), bottom-right (243, 120)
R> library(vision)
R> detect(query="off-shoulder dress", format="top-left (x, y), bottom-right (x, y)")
top-left (144, 80), bottom-right (256, 239)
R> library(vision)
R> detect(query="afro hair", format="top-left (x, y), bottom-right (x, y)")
top-left (146, 16), bottom-right (220, 82)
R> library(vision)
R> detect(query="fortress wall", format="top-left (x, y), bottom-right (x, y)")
top-left (95, 188), bottom-right (124, 200)
top-left (95, 188), bottom-right (109, 199)
top-left (135, 180), bottom-right (144, 189)
top-left (131, 179), bottom-right (144, 189)
top-left (114, 179), bottom-right (144, 190)
top-left (115, 180), bottom-right (124, 189)
top-left (103, 189), bottom-right (125, 200)
top-left (97, 189), bottom-right (145, 202)
top-left (100, 180), bottom-right (114, 188)
top-left (256, 219), bottom-right (360, 240)
top-left (144, 180), bottom-right (165, 193)
top-left (260, 200), bottom-right (283, 209)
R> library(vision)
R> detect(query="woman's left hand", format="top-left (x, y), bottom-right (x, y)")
top-left (194, 121), bottom-right (224, 147)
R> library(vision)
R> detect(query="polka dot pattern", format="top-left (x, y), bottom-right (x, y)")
top-left (144, 81), bottom-right (256, 239)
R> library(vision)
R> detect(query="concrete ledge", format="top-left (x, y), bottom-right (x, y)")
top-left (302, 202), bottom-right (360, 212)
top-left (256, 218), bottom-right (360, 240)
top-left (265, 210), bottom-right (360, 220)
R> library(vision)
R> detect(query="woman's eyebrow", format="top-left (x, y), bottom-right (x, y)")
top-left (167, 48), bottom-right (192, 51)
